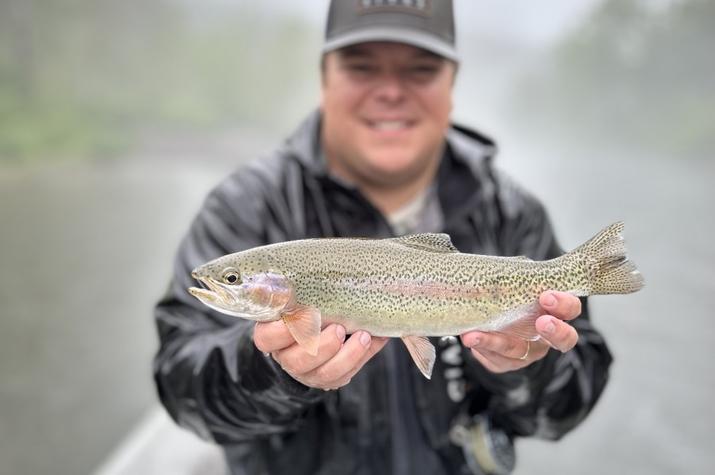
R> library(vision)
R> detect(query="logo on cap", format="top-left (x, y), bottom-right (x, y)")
top-left (357, 0), bottom-right (431, 16)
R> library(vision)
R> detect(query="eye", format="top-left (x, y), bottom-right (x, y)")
top-left (405, 64), bottom-right (440, 82)
top-left (343, 61), bottom-right (377, 77)
top-left (222, 269), bottom-right (240, 285)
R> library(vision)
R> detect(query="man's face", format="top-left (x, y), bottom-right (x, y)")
top-left (320, 42), bottom-right (456, 188)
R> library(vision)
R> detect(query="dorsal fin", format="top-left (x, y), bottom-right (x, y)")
top-left (390, 233), bottom-right (458, 253)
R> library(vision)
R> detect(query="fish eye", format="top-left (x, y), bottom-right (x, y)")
top-left (222, 269), bottom-right (240, 285)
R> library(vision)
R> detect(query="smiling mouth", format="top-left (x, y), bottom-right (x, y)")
top-left (366, 119), bottom-right (415, 131)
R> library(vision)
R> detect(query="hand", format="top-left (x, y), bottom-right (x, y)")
top-left (253, 322), bottom-right (388, 391)
top-left (460, 291), bottom-right (581, 373)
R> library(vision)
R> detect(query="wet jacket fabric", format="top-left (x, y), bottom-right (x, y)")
top-left (153, 111), bottom-right (613, 474)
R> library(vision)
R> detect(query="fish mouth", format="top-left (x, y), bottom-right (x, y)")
top-left (189, 274), bottom-right (236, 306)
top-left (188, 286), bottom-right (219, 303)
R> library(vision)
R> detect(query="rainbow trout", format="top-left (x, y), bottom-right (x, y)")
top-left (189, 222), bottom-right (643, 378)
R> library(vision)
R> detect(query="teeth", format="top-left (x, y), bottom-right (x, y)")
top-left (372, 120), bottom-right (408, 131)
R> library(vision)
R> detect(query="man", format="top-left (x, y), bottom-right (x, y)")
top-left (153, 1), bottom-right (612, 474)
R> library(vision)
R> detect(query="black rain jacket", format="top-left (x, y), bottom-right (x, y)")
top-left (153, 111), bottom-right (612, 474)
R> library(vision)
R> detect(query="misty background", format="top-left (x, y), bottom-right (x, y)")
top-left (1, 1), bottom-right (713, 474)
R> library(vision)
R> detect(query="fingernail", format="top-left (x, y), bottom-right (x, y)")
top-left (544, 292), bottom-right (557, 308)
top-left (544, 320), bottom-right (556, 334)
top-left (359, 331), bottom-right (371, 347)
top-left (335, 325), bottom-right (346, 342)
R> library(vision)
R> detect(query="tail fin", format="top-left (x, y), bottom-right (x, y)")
top-left (573, 222), bottom-right (644, 295)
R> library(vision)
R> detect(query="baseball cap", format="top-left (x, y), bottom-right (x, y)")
top-left (323, 0), bottom-right (459, 62)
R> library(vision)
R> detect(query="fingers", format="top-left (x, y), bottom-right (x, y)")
top-left (464, 331), bottom-right (548, 359)
top-left (271, 324), bottom-right (346, 375)
top-left (254, 320), bottom-right (297, 353)
top-left (533, 291), bottom-right (581, 353)
top-left (338, 336), bottom-right (389, 384)
top-left (268, 325), bottom-right (388, 390)
top-left (539, 291), bottom-right (582, 321)
top-left (300, 331), bottom-right (380, 389)
top-left (461, 306), bottom-right (581, 373)
top-left (535, 315), bottom-right (579, 352)
top-left (459, 292), bottom-right (583, 374)
top-left (469, 341), bottom-right (550, 373)
top-left (470, 348), bottom-right (528, 374)
top-left (461, 331), bottom-right (524, 358)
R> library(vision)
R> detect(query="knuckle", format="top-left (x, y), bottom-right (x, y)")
top-left (500, 339), bottom-right (517, 355)
top-left (460, 332), bottom-right (476, 347)
top-left (253, 334), bottom-right (269, 353)
top-left (253, 323), bottom-right (281, 352)
top-left (317, 343), bottom-right (341, 364)
top-left (314, 364), bottom-right (340, 383)
top-left (279, 355), bottom-right (302, 376)
top-left (328, 333), bottom-right (345, 353)
top-left (289, 353), bottom-right (312, 374)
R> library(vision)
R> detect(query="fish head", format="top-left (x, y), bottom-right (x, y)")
top-left (189, 258), bottom-right (292, 322)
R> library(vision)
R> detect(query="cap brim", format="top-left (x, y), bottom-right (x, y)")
top-left (323, 26), bottom-right (459, 62)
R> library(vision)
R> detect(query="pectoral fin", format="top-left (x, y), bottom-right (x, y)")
top-left (494, 301), bottom-right (542, 341)
top-left (401, 335), bottom-right (436, 379)
top-left (281, 304), bottom-right (322, 355)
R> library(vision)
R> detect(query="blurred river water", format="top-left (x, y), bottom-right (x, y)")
top-left (0, 132), bottom-right (272, 475)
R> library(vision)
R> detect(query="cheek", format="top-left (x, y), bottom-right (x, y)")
top-left (425, 84), bottom-right (453, 124)
top-left (415, 70), bottom-right (454, 123)
top-left (321, 76), bottom-right (363, 116)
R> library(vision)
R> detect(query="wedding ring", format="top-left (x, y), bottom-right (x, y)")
top-left (518, 340), bottom-right (530, 361)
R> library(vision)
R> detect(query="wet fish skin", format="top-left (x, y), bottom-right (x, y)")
top-left (189, 222), bottom-right (643, 378)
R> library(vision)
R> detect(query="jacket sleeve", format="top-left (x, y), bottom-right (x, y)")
top-left (464, 173), bottom-right (613, 440)
top-left (153, 168), bottom-right (324, 444)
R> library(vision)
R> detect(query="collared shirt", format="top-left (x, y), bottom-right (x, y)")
top-left (386, 184), bottom-right (444, 237)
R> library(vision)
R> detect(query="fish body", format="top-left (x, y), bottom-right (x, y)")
top-left (189, 222), bottom-right (643, 378)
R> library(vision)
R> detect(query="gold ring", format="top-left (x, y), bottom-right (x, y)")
top-left (518, 340), bottom-right (530, 361)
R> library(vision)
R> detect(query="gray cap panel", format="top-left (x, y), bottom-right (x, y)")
top-left (324, 0), bottom-right (458, 62)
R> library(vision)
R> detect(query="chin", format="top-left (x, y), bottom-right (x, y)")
top-left (364, 161), bottom-right (425, 186)
top-left (367, 158), bottom-right (416, 175)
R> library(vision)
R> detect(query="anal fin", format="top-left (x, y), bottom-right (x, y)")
top-left (401, 335), bottom-right (436, 379)
top-left (281, 304), bottom-right (322, 355)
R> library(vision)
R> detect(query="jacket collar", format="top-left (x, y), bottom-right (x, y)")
top-left (284, 110), bottom-right (327, 177)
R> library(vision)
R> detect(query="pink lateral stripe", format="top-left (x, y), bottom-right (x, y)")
top-left (340, 278), bottom-right (492, 299)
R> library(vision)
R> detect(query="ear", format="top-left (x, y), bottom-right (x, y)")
top-left (319, 55), bottom-right (328, 109)
top-left (320, 54), bottom-right (330, 87)
top-left (449, 60), bottom-right (459, 84)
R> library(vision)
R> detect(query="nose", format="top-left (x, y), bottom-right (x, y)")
top-left (373, 73), bottom-right (406, 104)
